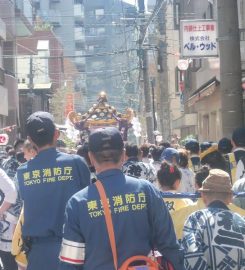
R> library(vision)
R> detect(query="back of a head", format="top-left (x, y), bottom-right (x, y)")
top-left (159, 141), bottom-right (171, 149)
top-left (23, 139), bottom-right (35, 151)
top-left (16, 151), bottom-right (26, 164)
top-left (88, 127), bottom-right (124, 164)
top-left (77, 143), bottom-right (91, 165)
top-left (195, 166), bottom-right (210, 189)
top-left (151, 146), bottom-right (164, 162)
top-left (8, 149), bottom-right (16, 157)
top-left (140, 144), bottom-right (150, 158)
top-left (185, 139), bottom-right (200, 154)
top-left (157, 161), bottom-right (181, 190)
top-left (14, 139), bottom-right (25, 152)
top-left (232, 127), bottom-right (245, 148)
top-left (201, 147), bottom-right (227, 171)
top-left (125, 143), bottom-right (139, 158)
top-left (5, 145), bottom-right (13, 154)
top-left (218, 137), bottom-right (233, 154)
top-left (26, 111), bottom-right (56, 148)
top-left (200, 142), bottom-right (212, 153)
top-left (178, 149), bottom-right (189, 168)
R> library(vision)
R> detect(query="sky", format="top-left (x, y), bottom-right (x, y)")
top-left (122, 0), bottom-right (156, 7)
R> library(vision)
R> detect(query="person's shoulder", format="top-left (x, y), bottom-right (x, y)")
top-left (233, 177), bottom-right (245, 190)
top-left (172, 202), bottom-right (199, 218)
top-left (68, 184), bottom-right (91, 205)
top-left (17, 162), bottom-right (28, 172)
top-left (229, 203), bottom-right (245, 217)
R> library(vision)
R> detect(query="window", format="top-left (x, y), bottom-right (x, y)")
top-left (189, 59), bottom-right (202, 72)
top-left (95, 8), bottom-right (104, 19)
top-left (203, 115), bottom-right (210, 139)
top-left (75, 21), bottom-right (84, 27)
top-left (76, 43), bottom-right (85, 50)
top-left (208, 2), bottom-right (214, 19)
top-left (175, 67), bottom-right (183, 95)
top-left (87, 45), bottom-right (94, 51)
top-left (91, 61), bottom-right (104, 70)
top-left (89, 28), bottom-right (96, 35)
top-left (97, 27), bottom-right (105, 35)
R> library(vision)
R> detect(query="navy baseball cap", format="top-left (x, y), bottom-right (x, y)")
top-left (218, 138), bottom-right (232, 153)
top-left (26, 111), bottom-right (56, 140)
top-left (185, 139), bottom-right (199, 152)
top-left (88, 127), bottom-right (124, 153)
top-left (232, 128), bottom-right (245, 147)
top-left (160, 147), bottom-right (180, 163)
top-left (200, 142), bottom-right (212, 153)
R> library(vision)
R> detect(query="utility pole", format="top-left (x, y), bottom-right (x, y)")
top-left (156, 0), bottom-right (171, 141)
top-left (217, 0), bottom-right (244, 137)
top-left (138, 0), bottom-right (154, 143)
top-left (150, 79), bottom-right (157, 130)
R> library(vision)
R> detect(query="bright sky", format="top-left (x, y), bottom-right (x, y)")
top-left (122, 0), bottom-right (156, 7)
top-left (122, 0), bottom-right (137, 5)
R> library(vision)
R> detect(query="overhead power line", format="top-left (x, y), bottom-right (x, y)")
top-left (3, 48), bottom-right (138, 59)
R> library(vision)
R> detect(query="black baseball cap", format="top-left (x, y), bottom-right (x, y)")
top-left (88, 127), bottom-right (124, 153)
top-left (185, 139), bottom-right (199, 152)
top-left (26, 111), bottom-right (56, 141)
top-left (232, 128), bottom-right (245, 147)
top-left (218, 138), bottom-right (232, 154)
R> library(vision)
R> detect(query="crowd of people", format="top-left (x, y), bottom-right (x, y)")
top-left (0, 111), bottom-right (244, 270)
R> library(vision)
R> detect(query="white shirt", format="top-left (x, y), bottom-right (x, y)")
top-left (233, 148), bottom-right (245, 180)
top-left (0, 168), bottom-right (17, 204)
top-left (178, 168), bottom-right (195, 193)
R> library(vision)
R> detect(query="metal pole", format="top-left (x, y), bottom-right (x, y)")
top-left (217, 0), bottom-right (244, 137)
top-left (138, 0), bottom-right (154, 143)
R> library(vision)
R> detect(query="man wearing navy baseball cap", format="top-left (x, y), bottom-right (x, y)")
top-left (17, 111), bottom-right (90, 270)
top-left (59, 127), bottom-right (184, 270)
top-left (185, 139), bottom-right (201, 172)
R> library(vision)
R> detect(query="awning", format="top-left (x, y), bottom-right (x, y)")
top-left (18, 83), bottom-right (52, 91)
top-left (187, 78), bottom-right (219, 107)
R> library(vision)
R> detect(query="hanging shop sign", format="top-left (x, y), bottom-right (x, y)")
top-left (180, 20), bottom-right (218, 58)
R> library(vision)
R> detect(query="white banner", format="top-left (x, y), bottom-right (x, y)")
top-left (180, 20), bottom-right (218, 58)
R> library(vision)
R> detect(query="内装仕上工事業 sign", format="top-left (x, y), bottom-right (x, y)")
top-left (180, 20), bottom-right (218, 58)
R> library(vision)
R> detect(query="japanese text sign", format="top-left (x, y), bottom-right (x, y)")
top-left (180, 20), bottom-right (218, 57)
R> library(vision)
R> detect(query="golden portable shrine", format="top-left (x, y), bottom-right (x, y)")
top-left (68, 92), bottom-right (134, 141)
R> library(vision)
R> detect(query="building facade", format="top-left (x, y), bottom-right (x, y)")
top-left (84, 0), bottom-right (138, 111)
top-left (171, 0), bottom-right (222, 141)
top-left (0, 0), bottom-right (33, 141)
top-left (17, 29), bottom-right (65, 135)
top-left (172, 0), bottom-right (244, 141)
top-left (33, 0), bottom-right (86, 112)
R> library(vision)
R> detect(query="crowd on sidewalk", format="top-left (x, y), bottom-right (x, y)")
top-left (0, 111), bottom-right (244, 270)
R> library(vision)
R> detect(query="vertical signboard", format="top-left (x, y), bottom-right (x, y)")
top-left (180, 20), bottom-right (218, 57)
